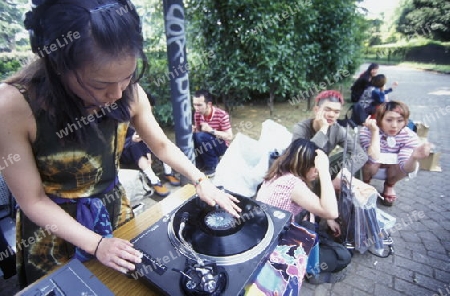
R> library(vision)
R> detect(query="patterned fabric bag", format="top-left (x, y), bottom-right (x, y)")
top-left (245, 223), bottom-right (316, 295)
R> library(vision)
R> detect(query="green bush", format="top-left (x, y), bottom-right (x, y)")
top-left (365, 39), bottom-right (450, 64)
top-left (0, 59), bottom-right (20, 79)
top-left (140, 51), bottom-right (175, 127)
top-left (0, 51), bottom-right (31, 80)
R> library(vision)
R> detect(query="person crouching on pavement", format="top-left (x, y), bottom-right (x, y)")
top-left (360, 101), bottom-right (432, 206)
top-left (192, 89), bottom-right (233, 177)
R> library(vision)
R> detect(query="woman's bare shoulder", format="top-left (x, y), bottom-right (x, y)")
top-left (0, 83), bottom-right (35, 135)
top-left (0, 83), bottom-right (32, 113)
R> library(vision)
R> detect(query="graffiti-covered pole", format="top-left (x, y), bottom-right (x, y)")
top-left (162, 0), bottom-right (194, 184)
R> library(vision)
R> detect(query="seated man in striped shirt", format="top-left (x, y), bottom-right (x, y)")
top-left (192, 90), bottom-right (234, 177)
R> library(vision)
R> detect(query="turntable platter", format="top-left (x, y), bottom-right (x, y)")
top-left (168, 195), bottom-right (275, 265)
top-left (130, 192), bottom-right (292, 296)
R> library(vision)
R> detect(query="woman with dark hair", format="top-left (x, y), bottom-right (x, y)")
top-left (255, 139), bottom-right (343, 289)
top-left (358, 74), bottom-right (399, 120)
top-left (360, 101), bottom-right (431, 206)
top-left (0, 0), bottom-right (240, 287)
top-left (256, 139), bottom-right (339, 226)
top-left (360, 63), bottom-right (379, 80)
top-left (350, 63), bottom-right (379, 102)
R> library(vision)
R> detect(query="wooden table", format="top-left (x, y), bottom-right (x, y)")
top-left (18, 185), bottom-right (196, 296)
top-left (84, 184), bottom-right (196, 295)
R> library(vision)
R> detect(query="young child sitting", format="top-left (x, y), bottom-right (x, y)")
top-left (368, 74), bottom-right (398, 117)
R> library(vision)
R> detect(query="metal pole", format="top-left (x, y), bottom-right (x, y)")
top-left (162, 0), bottom-right (194, 185)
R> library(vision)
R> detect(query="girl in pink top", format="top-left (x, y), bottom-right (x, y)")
top-left (255, 139), bottom-right (340, 292)
top-left (256, 138), bottom-right (339, 230)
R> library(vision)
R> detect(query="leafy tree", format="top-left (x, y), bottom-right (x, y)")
top-left (132, 0), bottom-right (175, 125)
top-left (396, 0), bottom-right (450, 41)
top-left (187, 0), bottom-right (366, 111)
top-left (0, 0), bottom-right (28, 52)
top-left (306, 0), bottom-right (364, 87)
top-left (188, 0), bottom-right (317, 114)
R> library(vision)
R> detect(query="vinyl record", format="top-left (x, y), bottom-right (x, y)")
top-left (170, 196), bottom-right (269, 257)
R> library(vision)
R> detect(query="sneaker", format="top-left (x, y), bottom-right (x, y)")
top-left (203, 168), bottom-right (216, 178)
top-left (151, 182), bottom-right (170, 197)
top-left (139, 171), bottom-right (155, 195)
top-left (164, 173), bottom-right (181, 186)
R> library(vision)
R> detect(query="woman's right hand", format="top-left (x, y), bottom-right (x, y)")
top-left (315, 149), bottom-right (329, 172)
top-left (95, 237), bottom-right (143, 274)
top-left (412, 142), bottom-right (432, 160)
top-left (363, 116), bottom-right (379, 133)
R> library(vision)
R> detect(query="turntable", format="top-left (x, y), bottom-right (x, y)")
top-left (129, 192), bottom-right (292, 296)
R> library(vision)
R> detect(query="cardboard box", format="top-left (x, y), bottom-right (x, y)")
top-left (418, 152), bottom-right (441, 172)
top-left (414, 121), bottom-right (429, 138)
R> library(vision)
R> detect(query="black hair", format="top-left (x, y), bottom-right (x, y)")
top-left (265, 139), bottom-right (319, 186)
top-left (367, 63), bottom-right (379, 72)
top-left (194, 89), bottom-right (212, 103)
top-left (147, 92), bottom-right (156, 107)
top-left (9, 0), bottom-right (148, 142)
top-left (361, 63), bottom-right (379, 81)
top-left (371, 74), bottom-right (386, 88)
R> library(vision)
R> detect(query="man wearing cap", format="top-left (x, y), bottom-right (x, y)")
top-left (292, 90), bottom-right (367, 177)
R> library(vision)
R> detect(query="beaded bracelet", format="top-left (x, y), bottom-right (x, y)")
top-left (94, 237), bottom-right (104, 257)
top-left (193, 175), bottom-right (207, 187)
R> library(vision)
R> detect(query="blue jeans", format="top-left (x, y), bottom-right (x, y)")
top-left (193, 132), bottom-right (228, 170)
top-left (120, 141), bottom-right (151, 166)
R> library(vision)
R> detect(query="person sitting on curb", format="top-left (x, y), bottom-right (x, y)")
top-left (192, 89), bottom-right (233, 177)
top-left (360, 101), bottom-right (432, 206)
top-left (120, 126), bottom-right (180, 197)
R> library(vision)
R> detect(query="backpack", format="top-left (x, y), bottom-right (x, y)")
top-left (350, 76), bottom-right (370, 103)
top-left (303, 227), bottom-right (352, 284)
top-left (318, 231), bottom-right (352, 273)
top-left (295, 210), bottom-right (352, 283)
top-left (349, 86), bottom-right (377, 126)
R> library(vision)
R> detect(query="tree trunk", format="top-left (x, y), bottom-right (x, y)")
top-left (268, 87), bottom-right (275, 117)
